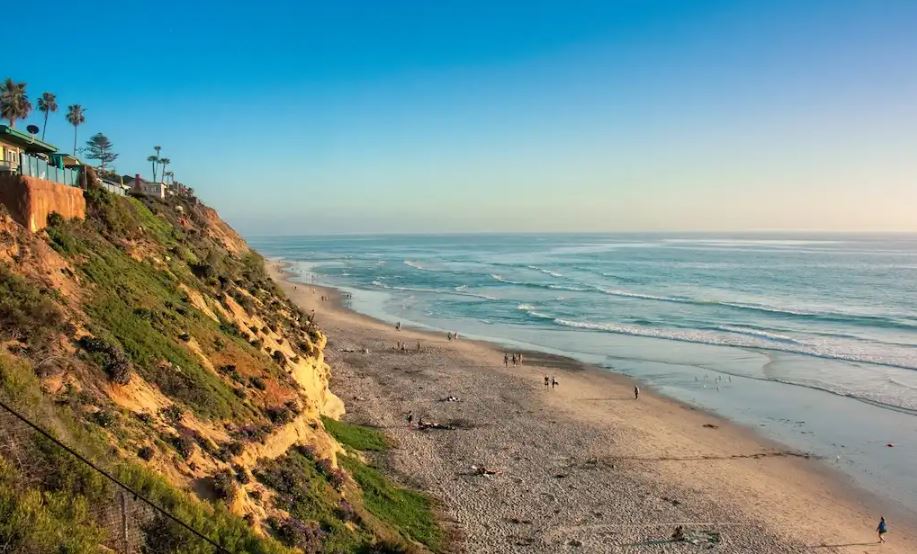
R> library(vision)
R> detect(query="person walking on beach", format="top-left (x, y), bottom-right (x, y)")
top-left (511, 353), bottom-right (517, 366)
top-left (544, 376), bottom-right (550, 388)
top-left (395, 321), bottom-right (401, 331)
top-left (518, 353), bottom-right (523, 365)
top-left (504, 353), bottom-right (509, 367)
top-left (551, 376), bottom-right (558, 389)
top-left (877, 516), bottom-right (888, 543)
top-left (634, 386), bottom-right (640, 400)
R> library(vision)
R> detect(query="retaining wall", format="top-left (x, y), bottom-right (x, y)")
top-left (0, 173), bottom-right (86, 232)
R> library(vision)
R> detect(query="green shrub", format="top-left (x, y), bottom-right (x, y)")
top-left (269, 517), bottom-right (325, 553)
top-left (0, 458), bottom-right (106, 554)
top-left (0, 264), bottom-right (64, 342)
top-left (78, 335), bottom-right (133, 384)
top-left (210, 469), bottom-right (237, 502)
top-left (256, 449), bottom-right (370, 551)
top-left (172, 435), bottom-right (196, 459)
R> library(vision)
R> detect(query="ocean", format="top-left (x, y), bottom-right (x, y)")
top-left (251, 233), bottom-right (917, 510)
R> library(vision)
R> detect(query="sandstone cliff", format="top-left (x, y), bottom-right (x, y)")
top-left (0, 185), bottom-right (433, 552)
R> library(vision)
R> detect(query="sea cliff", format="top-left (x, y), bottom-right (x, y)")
top-left (0, 180), bottom-right (439, 552)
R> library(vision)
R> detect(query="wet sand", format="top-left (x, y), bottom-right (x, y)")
top-left (269, 262), bottom-right (916, 553)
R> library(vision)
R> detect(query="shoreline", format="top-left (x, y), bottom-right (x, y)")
top-left (268, 260), bottom-right (917, 552)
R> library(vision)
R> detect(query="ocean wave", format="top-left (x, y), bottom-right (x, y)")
top-left (403, 260), bottom-right (427, 271)
top-left (490, 273), bottom-right (590, 292)
top-left (584, 286), bottom-right (917, 331)
top-left (551, 318), bottom-right (917, 371)
top-left (372, 279), bottom-right (495, 300)
top-left (526, 265), bottom-right (565, 278)
top-left (492, 271), bottom-right (917, 330)
top-left (662, 238), bottom-right (842, 246)
top-left (716, 325), bottom-right (801, 344)
top-left (516, 304), bottom-right (556, 321)
top-left (599, 272), bottom-right (642, 283)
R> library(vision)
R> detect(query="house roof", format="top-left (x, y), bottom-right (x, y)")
top-left (0, 125), bottom-right (58, 154)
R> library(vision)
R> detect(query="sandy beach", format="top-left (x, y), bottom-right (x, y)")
top-left (269, 262), bottom-right (916, 553)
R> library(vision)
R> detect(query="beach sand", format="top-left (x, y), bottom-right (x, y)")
top-left (269, 262), bottom-right (916, 553)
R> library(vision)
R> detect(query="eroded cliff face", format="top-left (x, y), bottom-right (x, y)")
top-left (0, 173), bottom-right (87, 232)
top-left (0, 186), bottom-right (428, 552)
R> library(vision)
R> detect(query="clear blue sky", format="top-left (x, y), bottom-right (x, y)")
top-left (8, 0), bottom-right (917, 234)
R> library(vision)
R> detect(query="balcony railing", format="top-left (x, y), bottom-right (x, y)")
top-left (18, 152), bottom-right (80, 187)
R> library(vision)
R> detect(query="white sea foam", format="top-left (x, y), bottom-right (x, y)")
top-left (516, 304), bottom-right (555, 321)
top-left (551, 318), bottom-right (917, 373)
top-left (526, 265), bottom-right (565, 278)
top-left (404, 260), bottom-right (427, 271)
top-left (373, 279), bottom-right (494, 300)
top-left (716, 325), bottom-right (800, 344)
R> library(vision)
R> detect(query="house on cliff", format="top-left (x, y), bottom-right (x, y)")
top-left (0, 125), bottom-right (86, 231)
top-left (0, 125), bottom-right (80, 187)
top-left (0, 125), bottom-right (57, 172)
top-left (127, 174), bottom-right (167, 199)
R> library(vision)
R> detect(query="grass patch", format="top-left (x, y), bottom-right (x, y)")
top-left (340, 455), bottom-right (443, 551)
top-left (322, 416), bottom-right (391, 452)
top-left (323, 418), bottom-right (443, 550)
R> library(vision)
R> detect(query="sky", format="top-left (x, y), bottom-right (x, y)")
top-left (6, 0), bottom-right (917, 234)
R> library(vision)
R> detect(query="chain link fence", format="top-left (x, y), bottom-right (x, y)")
top-left (0, 401), bottom-right (227, 554)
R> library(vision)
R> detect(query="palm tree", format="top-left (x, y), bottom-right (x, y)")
top-left (147, 145), bottom-right (162, 182)
top-left (65, 105), bottom-right (85, 155)
top-left (37, 92), bottom-right (57, 140)
top-left (0, 78), bottom-right (32, 128)
top-left (159, 158), bottom-right (170, 183)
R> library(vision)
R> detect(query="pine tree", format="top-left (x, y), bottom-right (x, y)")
top-left (84, 132), bottom-right (119, 171)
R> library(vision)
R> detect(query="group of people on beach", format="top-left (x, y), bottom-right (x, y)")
top-left (543, 375), bottom-right (558, 389)
top-left (503, 352), bottom-right (524, 366)
top-left (394, 340), bottom-right (421, 352)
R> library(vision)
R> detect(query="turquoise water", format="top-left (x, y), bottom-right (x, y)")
top-left (251, 233), bottom-right (917, 509)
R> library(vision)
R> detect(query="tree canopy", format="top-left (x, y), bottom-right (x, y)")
top-left (0, 78), bottom-right (31, 128)
top-left (84, 132), bottom-right (119, 170)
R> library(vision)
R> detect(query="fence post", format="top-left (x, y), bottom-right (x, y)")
top-left (120, 490), bottom-right (130, 554)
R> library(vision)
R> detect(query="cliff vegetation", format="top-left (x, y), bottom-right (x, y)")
top-left (0, 184), bottom-right (441, 552)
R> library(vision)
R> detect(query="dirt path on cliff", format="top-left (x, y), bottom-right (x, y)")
top-left (269, 263), bottom-right (917, 553)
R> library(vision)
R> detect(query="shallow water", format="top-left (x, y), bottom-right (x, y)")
top-left (251, 233), bottom-right (917, 510)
